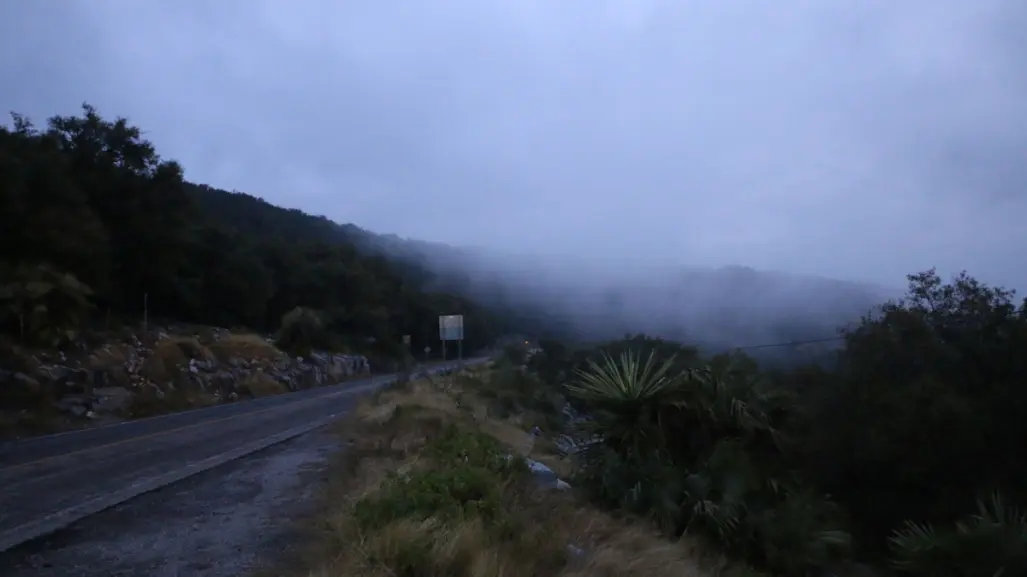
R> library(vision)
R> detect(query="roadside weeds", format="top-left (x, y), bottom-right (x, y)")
top-left (271, 367), bottom-right (743, 577)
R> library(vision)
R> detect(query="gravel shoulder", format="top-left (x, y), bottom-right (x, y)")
top-left (0, 426), bottom-right (341, 577)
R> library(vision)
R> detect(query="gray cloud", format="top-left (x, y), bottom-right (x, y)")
top-left (2, 0), bottom-right (1025, 290)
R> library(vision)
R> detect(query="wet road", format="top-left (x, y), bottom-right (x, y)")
top-left (0, 359), bottom-right (484, 552)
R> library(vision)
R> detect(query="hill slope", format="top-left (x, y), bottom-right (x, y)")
top-left (0, 105), bottom-right (501, 356)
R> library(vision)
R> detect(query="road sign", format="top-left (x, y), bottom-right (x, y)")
top-left (424, 346), bottom-right (431, 354)
top-left (402, 334), bottom-right (411, 345)
top-left (438, 314), bottom-right (464, 341)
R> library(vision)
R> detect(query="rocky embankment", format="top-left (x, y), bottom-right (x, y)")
top-left (0, 327), bottom-right (370, 439)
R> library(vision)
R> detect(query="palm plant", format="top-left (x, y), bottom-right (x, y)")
top-left (566, 346), bottom-right (850, 575)
top-left (563, 350), bottom-right (684, 517)
top-left (889, 492), bottom-right (1027, 577)
top-left (566, 350), bottom-right (681, 458)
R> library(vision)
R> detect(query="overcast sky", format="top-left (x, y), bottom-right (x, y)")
top-left (2, 0), bottom-right (1025, 290)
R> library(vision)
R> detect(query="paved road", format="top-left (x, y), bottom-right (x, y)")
top-left (0, 359), bottom-right (486, 553)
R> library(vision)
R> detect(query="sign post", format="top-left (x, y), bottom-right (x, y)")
top-left (438, 314), bottom-right (464, 361)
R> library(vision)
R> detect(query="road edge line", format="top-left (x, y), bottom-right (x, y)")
top-left (0, 410), bottom-right (349, 554)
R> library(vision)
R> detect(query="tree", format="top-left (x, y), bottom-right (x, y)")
top-left (0, 264), bottom-right (95, 346)
top-left (804, 270), bottom-right (1027, 541)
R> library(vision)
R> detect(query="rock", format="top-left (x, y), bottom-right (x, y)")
top-left (12, 372), bottom-right (41, 394)
top-left (54, 394), bottom-right (91, 417)
top-left (91, 387), bottom-right (134, 413)
top-left (40, 364), bottom-right (71, 384)
top-left (11, 325), bottom-right (374, 428)
top-left (566, 544), bottom-right (588, 569)
top-left (525, 458), bottom-right (572, 490)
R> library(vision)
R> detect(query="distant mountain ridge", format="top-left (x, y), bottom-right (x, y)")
top-left (189, 186), bottom-right (897, 357)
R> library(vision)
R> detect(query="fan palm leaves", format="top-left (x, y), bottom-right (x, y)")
top-left (889, 491), bottom-right (1027, 576)
top-left (565, 350), bottom-right (681, 462)
top-left (566, 349), bottom-right (681, 404)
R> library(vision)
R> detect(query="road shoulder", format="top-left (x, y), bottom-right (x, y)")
top-left (0, 427), bottom-right (342, 577)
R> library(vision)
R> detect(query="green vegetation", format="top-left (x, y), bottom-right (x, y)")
top-left (286, 272), bottom-right (1027, 577)
top-left (0, 104), bottom-right (502, 356)
top-left (528, 269), bottom-right (1027, 576)
top-left (352, 424), bottom-right (530, 533)
top-left (297, 368), bottom-right (725, 577)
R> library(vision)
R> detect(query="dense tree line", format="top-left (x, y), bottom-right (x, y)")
top-left (0, 104), bottom-right (502, 358)
top-left (529, 270), bottom-right (1027, 576)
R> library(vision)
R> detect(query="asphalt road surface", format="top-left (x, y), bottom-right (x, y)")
top-left (0, 359), bottom-right (486, 553)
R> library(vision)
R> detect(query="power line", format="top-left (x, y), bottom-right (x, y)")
top-left (729, 313), bottom-right (1000, 351)
top-left (730, 335), bottom-right (847, 351)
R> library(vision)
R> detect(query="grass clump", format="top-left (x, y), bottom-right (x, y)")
top-left (139, 335), bottom-right (216, 383)
top-left (353, 425), bottom-right (529, 534)
top-left (207, 332), bottom-right (286, 362)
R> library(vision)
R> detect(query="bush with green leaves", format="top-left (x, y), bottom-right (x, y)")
top-left (799, 270), bottom-right (1027, 563)
top-left (352, 425), bottom-right (529, 535)
top-left (0, 263), bottom-right (94, 347)
top-left (275, 306), bottom-right (329, 356)
top-left (466, 365), bottom-right (565, 428)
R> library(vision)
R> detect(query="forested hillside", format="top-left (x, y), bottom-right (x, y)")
top-left (0, 104), bottom-right (503, 357)
top-left (0, 103), bottom-right (897, 368)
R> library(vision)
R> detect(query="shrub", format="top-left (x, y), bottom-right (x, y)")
top-left (501, 342), bottom-right (528, 365)
top-left (352, 425), bottom-right (528, 536)
top-left (888, 492), bottom-right (1027, 577)
top-left (275, 306), bottom-right (328, 356)
top-left (0, 264), bottom-right (94, 347)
